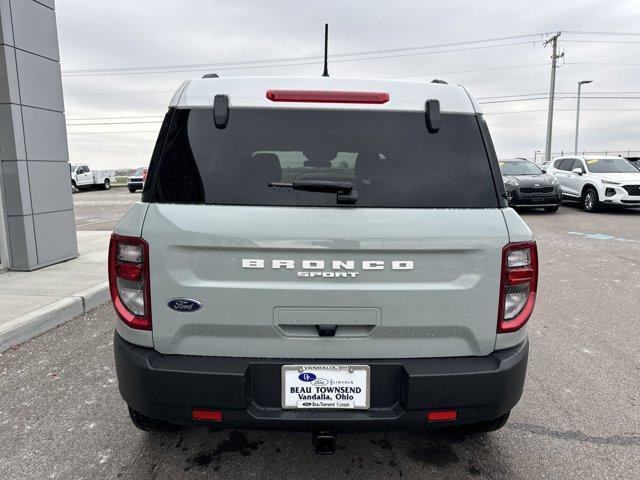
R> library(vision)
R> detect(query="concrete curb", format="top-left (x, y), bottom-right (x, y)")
top-left (0, 282), bottom-right (110, 353)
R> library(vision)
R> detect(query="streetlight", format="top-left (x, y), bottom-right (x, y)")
top-left (574, 80), bottom-right (593, 154)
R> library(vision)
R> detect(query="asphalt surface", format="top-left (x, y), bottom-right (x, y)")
top-left (1, 193), bottom-right (639, 479)
top-left (74, 187), bottom-right (142, 231)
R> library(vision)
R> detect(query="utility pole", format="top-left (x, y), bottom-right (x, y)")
top-left (544, 32), bottom-right (562, 163)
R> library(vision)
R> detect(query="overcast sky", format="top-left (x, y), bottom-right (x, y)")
top-left (56, 0), bottom-right (640, 170)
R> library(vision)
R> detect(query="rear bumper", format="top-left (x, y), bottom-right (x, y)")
top-left (114, 333), bottom-right (528, 430)
top-left (507, 191), bottom-right (562, 208)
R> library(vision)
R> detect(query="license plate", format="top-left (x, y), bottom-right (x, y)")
top-left (281, 365), bottom-right (370, 409)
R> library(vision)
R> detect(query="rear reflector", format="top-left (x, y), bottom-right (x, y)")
top-left (266, 90), bottom-right (389, 104)
top-left (192, 409), bottom-right (223, 421)
top-left (427, 410), bottom-right (458, 422)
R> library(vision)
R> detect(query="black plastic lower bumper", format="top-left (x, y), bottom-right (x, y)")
top-left (507, 194), bottom-right (562, 208)
top-left (114, 333), bottom-right (528, 430)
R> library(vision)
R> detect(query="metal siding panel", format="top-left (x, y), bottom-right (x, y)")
top-left (32, 209), bottom-right (77, 265)
top-left (15, 49), bottom-right (64, 111)
top-left (27, 160), bottom-right (73, 214)
top-left (0, 45), bottom-right (19, 103)
top-left (0, 160), bottom-right (31, 215)
top-left (21, 106), bottom-right (68, 161)
top-left (9, 0), bottom-right (59, 61)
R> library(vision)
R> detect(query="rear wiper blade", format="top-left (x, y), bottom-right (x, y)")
top-left (269, 180), bottom-right (357, 204)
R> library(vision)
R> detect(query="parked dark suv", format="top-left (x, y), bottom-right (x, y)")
top-left (500, 159), bottom-right (562, 212)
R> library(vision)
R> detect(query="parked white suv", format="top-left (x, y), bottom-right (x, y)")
top-left (546, 156), bottom-right (640, 211)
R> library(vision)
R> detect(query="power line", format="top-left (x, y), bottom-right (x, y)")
top-left (566, 62), bottom-right (640, 66)
top-left (65, 91), bottom-right (171, 97)
top-left (67, 131), bottom-right (159, 135)
top-left (563, 39), bottom-right (640, 44)
top-left (388, 63), bottom-right (548, 79)
top-left (66, 115), bottom-right (164, 121)
top-left (66, 121), bottom-right (162, 126)
top-left (563, 31), bottom-right (640, 36)
top-left (477, 91), bottom-right (640, 100)
top-left (484, 108), bottom-right (640, 115)
top-left (62, 41), bottom-right (542, 77)
top-left (62, 33), bottom-right (547, 76)
top-left (479, 95), bottom-right (640, 104)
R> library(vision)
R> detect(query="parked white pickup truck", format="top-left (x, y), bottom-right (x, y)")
top-left (70, 164), bottom-right (115, 192)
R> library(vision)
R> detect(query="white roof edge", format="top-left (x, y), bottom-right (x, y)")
top-left (460, 85), bottom-right (483, 114)
top-left (168, 76), bottom-right (477, 113)
top-left (552, 155), bottom-right (631, 160)
top-left (169, 80), bottom-right (191, 107)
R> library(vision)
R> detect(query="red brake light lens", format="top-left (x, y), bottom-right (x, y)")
top-left (115, 262), bottom-right (142, 281)
top-left (427, 410), bottom-right (458, 422)
top-left (266, 90), bottom-right (389, 104)
top-left (108, 234), bottom-right (151, 330)
top-left (192, 409), bottom-right (223, 421)
top-left (498, 242), bottom-right (538, 333)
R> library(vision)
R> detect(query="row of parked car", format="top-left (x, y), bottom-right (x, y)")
top-left (500, 156), bottom-right (640, 213)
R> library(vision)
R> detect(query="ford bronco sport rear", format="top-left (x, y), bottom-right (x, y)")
top-left (110, 77), bottom-right (536, 451)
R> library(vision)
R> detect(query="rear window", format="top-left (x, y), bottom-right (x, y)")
top-left (145, 108), bottom-right (499, 208)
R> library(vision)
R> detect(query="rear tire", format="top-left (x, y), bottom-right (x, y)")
top-left (544, 205), bottom-right (559, 213)
top-left (128, 406), bottom-right (181, 432)
top-left (103, 178), bottom-right (111, 190)
top-left (71, 181), bottom-right (78, 194)
top-left (128, 186), bottom-right (137, 193)
top-left (582, 187), bottom-right (600, 212)
top-left (462, 411), bottom-right (510, 434)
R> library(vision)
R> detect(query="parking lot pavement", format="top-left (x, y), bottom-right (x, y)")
top-left (74, 188), bottom-right (141, 231)
top-left (1, 205), bottom-right (639, 479)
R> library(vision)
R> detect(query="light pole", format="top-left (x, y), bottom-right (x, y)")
top-left (574, 80), bottom-right (593, 154)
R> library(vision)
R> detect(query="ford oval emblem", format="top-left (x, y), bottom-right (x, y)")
top-left (167, 298), bottom-right (202, 313)
top-left (299, 372), bottom-right (316, 382)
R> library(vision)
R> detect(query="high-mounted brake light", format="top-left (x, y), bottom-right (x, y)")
top-left (266, 90), bottom-right (389, 104)
top-left (108, 234), bottom-right (151, 330)
top-left (498, 242), bottom-right (538, 333)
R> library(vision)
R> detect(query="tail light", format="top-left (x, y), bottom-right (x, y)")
top-left (108, 234), bottom-right (151, 330)
top-left (498, 242), bottom-right (538, 333)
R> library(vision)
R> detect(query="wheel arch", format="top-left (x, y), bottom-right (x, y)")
top-left (581, 183), bottom-right (600, 199)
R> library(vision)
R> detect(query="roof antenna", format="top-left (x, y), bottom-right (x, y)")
top-left (322, 23), bottom-right (329, 77)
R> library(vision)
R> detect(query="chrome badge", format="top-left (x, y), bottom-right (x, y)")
top-left (241, 259), bottom-right (414, 279)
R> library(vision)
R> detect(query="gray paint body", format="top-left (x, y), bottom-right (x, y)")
top-left (111, 78), bottom-right (534, 360)
top-left (111, 204), bottom-right (532, 359)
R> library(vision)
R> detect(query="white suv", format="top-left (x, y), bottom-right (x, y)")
top-left (546, 156), bottom-right (640, 212)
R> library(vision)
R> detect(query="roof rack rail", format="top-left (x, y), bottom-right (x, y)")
top-left (431, 79), bottom-right (448, 85)
top-left (202, 73), bottom-right (220, 78)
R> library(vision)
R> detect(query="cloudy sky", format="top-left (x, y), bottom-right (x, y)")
top-left (56, 0), bottom-right (640, 170)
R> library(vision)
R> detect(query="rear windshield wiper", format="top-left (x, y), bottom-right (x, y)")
top-left (269, 180), bottom-right (357, 204)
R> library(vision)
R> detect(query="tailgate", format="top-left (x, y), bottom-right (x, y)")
top-left (143, 205), bottom-right (509, 358)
